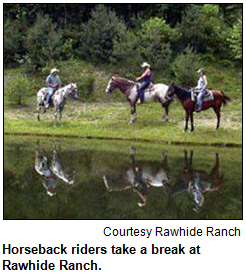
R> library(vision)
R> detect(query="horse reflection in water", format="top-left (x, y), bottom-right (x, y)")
top-left (103, 147), bottom-right (171, 207)
top-left (171, 151), bottom-right (223, 211)
top-left (103, 148), bottom-right (223, 210)
top-left (35, 142), bottom-right (75, 196)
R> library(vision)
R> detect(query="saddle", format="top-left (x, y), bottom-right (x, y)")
top-left (136, 82), bottom-right (155, 93)
top-left (41, 88), bottom-right (54, 107)
top-left (190, 89), bottom-right (214, 102)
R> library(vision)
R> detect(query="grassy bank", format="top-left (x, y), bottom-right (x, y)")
top-left (4, 61), bottom-right (242, 147)
top-left (4, 101), bottom-right (242, 146)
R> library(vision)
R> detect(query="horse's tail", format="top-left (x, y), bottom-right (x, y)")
top-left (221, 91), bottom-right (230, 106)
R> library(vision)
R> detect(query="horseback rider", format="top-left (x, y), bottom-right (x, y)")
top-left (45, 68), bottom-right (61, 109)
top-left (136, 62), bottom-right (152, 104)
top-left (195, 68), bottom-right (208, 112)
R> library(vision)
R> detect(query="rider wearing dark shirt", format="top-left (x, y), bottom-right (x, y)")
top-left (136, 62), bottom-right (152, 104)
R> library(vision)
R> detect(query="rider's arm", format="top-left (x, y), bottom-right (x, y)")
top-left (136, 69), bottom-right (150, 82)
top-left (57, 76), bottom-right (61, 88)
top-left (204, 76), bottom-right (208, 87)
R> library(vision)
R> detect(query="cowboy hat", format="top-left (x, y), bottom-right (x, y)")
top-left (197, 68), bottom-right (205, 74)
top-left (50, 68), bottom-right (60, 74)
top-left (141, 62), bottom-right (150, 68)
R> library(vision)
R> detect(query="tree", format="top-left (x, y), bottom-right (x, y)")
top-left (77, 5), bottom-right (127, 62)
top-left (227, 17), bottom-right (242, 61)
top-left (139, 17), bottom-right (173, 71)
top-left (4, 19), bottom-right (26, 65)
top-left (177, 4), bottom-right (229, 57)
top-left (25, 14), bottom-right (61, 71)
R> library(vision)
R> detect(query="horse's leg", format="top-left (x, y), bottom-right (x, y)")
top-left (213, 106), bottom-right (221, 130)
top-left (130, 104), bottom-right (137, 124)
top-left (130, 147), bottom-right (136, 166)
top-left (54, 106), bottom-right (58, 126)
top-left (190, 112), bottom-right (194, 132)
top-left (161, 150), bottom-right (168, 168)
top-left (184, 111), bottom-right (189, 131)
top-left (209, 153), bottom-right (222, 189)
top-left (37, 105), bottom-right (41, 121)
top-left (189, 150), bottom-right (193, 170)
top-left (184, 150), bottom-right (188, 170)
top-left (162, 103), bottom-right (169, 122)
top-left (59, 108), bottom-right (62, 121)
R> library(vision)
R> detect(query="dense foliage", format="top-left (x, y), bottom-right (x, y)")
top-left (4, 73), bottom-right (35, 105)
top-left (4, 4), bottom-right (242, 74)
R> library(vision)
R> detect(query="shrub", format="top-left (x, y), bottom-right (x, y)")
top-left (25, 14), bottom-right (62, 71)
top-left (77, 5), bottom-right (127, 62)
top-left (80, 75), bottom-right (96, 101)
top-left (171, 46), bottom-right (201, 88)
top-left (41, 60), bottom-right (96, 101)
top-left (4, 73), bottom-right (34, 106)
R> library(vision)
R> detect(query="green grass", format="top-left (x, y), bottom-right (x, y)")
top-left (4, 61), bottom-right (242, 147)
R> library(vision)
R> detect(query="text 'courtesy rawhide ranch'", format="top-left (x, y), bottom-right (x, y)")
top-left (2, 227), bottom-right (241, 271)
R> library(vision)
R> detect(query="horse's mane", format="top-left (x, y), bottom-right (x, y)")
top-left (174, 84), bottom-right (191, 99)
top-left (114, 77), bottom-right (136, 85)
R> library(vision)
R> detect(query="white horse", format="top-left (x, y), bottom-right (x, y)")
top-left (102, 149), bottom-right (171, 207)
top-left (105, 76), bottom-right (173, 123)
top-left (36, 83), bottom-right (78, 122)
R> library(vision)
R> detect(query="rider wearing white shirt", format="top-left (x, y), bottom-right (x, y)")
top-left (195, 68), bottom-right (208, 112)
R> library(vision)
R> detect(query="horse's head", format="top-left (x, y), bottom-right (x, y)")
top-left (167, 82), bottom-right (175, 97)
top-left (105, 76), bottom-right (117, 94)
top-left (69, 83), bottom-right (79, 100)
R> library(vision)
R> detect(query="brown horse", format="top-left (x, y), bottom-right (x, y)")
top-left (171, 151), bottom-right (223, 209)
top-left (167, 83), bottom-right (230, 131)
top-left (105, 76), bottom-right (172, 123)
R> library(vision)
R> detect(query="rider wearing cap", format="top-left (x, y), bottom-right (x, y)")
top-left (45, 68), bottom-right (61, 109)
top-left (136, 62), bottom-right (152, 104)
top-left (195, 68), bottom-right (208, 112)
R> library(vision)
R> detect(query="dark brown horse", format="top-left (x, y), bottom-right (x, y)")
top-left (167, 83), bottom-right (230, 131)
top-left (171, 151), bottom-right (223, 209)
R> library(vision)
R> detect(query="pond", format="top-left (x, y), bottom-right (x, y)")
top-left (4, 136), bottom-right (242, 219)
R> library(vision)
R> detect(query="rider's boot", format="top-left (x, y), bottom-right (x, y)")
top-left (195, 104), bottom-right (202, 112)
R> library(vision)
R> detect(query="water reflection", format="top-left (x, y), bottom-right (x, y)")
top-left (4, 138), bottom-right (241, 219)
top-left (103, 147), bottom-right (223, 210)
top-left (103, 147), bottom-right (171, 207)
top-left (171, 151), bottom-right (223, 212)
top-left (35, 141), bottom-right (75, 196)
